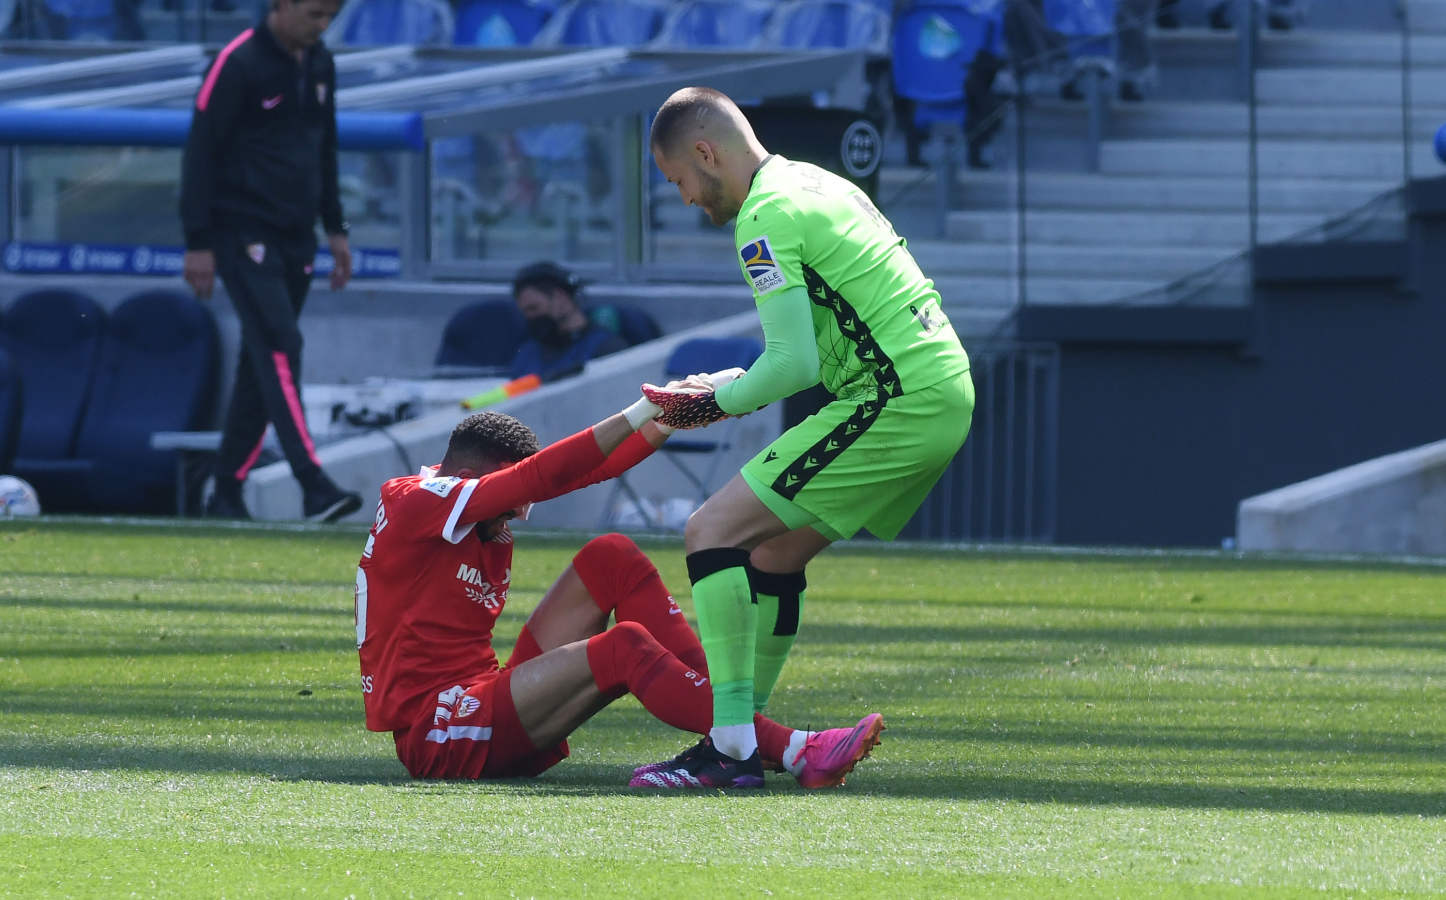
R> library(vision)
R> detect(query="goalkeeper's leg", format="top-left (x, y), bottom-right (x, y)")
top-left (748, 526), bottom-right (831, 713)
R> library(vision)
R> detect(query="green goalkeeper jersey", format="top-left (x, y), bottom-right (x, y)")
top-left (733, 156), bottom-right (970, 402)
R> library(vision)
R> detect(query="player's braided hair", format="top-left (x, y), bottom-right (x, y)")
top-left (445, 411), bottom-right (539, 470)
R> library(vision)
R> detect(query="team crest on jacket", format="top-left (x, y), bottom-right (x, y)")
top-left (247, 243), bottom-right (265, 264)
top-left (739, 236), bottom-right (786, 294)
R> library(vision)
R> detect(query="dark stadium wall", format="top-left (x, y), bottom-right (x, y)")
top-left (1018, 189), bottom-right (1446, 547)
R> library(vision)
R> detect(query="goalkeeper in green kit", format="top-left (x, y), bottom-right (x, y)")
top-left (627, 87), bottom-right (975, 789)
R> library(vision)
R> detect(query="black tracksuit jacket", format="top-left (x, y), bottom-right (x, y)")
top-left (179, 19), bottom-right (346, 251)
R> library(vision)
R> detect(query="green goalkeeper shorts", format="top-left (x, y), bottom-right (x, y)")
top-left (740, 371), bottom-right (974, 541)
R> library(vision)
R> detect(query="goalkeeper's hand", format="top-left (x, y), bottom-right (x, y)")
top-left (641, 367), bottom-right (747, 430)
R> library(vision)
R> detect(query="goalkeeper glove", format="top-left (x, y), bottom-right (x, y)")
top-left (640, 366), bottom-right (747, 430)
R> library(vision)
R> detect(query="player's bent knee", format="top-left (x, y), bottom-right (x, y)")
top-left (574, 532), bottom-right (638, 571)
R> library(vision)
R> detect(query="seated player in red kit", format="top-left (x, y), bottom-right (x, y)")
top-left (354, 397), bottom-right (883, 788)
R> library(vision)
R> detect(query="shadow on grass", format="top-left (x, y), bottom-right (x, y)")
top-left (1, 687), bottom-right (361, 724)
top-left (802, 619), bottom-right (1446, 653)
top-left (2, 735), bottom-right (1440, 816)
top-left (2, 592), bottom-right (349, 619)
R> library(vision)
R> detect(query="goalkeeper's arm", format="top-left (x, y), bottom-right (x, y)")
top-left (713, 285), bottom-right (820, 416)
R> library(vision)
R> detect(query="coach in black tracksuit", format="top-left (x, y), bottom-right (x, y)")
top-left (180, 0), bottom-right (361, 523)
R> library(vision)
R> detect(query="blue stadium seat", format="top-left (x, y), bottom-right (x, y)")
top-left (892, 3), bottom-right (1003, 128)
top-left (453, 0), bottom-right (552, 46)
top-left (0, 289), bottom-right (104, 463)
top-left (74, 291), bottom-right (219, 514)
top-left (652, 0), bottom-right (775, 49)
top-left (0, 289), bottom-right (105, 511)
top-left (595, 303), bottom-right (661, 347)
top-left (330, 0), bottom-right (456, 46)
top-left (533, 0), bottom-right (669, 46)
top-left (0, 347), bottom-right (20, 476)
top-left (434, 300), bottom-right (528, 373)
top-left (762, 0), bottom-right (892, 55)
top-left (1044, 0), bottom-right (1115, 60)
top-left (42, 0), bottom-right (116, 40)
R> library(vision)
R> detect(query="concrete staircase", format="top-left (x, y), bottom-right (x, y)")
top-left (883, 8), bottom-right (1446, 339)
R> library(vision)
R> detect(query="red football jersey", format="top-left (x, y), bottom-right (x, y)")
top-left (355, 426), bottom-right (656, 732)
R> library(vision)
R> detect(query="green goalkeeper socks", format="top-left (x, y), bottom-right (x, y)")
top-left (686, 548), bottom-right (757, 728)
top-left (749, 568), bottom-right (806, 713)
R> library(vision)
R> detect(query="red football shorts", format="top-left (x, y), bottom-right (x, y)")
top-left (392, 667), bottom-right (569, 779)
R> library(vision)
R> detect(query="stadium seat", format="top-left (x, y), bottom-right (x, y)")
top-left (434, 300), bottom-right (528, 374)
top-left (1044, 0), bottom-right (1115, 61)
top-left (651, 0), bottom-right (775, 49)
top-left (598, 304), bottom-right (662, 347)
top-left (762, 0), bottom-right (892, 55)
top-left (41, 0), bottom-right (118, 40)
top-left (604, 335), bottom-right (763, 530)
top-left (0, 289), bottom-right (106, 511)
top-left (69, 291), bottom-right (219, 514)
top-left (892, 3), bottom-right (1003, 129)
top-left (453, 0), bottom-right (552, 46)
top-left (533, 0), bottom-right (668, 46)
top-left (0, 347), bottom-right (21, 476)
top-left (327, 0), bottom-right (456, 47)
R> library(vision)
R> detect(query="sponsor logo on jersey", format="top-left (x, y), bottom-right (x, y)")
top-left (420, 476), bottom-right (461, 498)
top-left (456, 563), bottom-right (509, 609)
top-left (739, 236), bottom-right (787, 294)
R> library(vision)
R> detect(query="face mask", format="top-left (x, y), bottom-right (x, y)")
top-left (526, 315), bottom-right (566, 347)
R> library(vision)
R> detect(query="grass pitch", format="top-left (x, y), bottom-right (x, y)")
top-left (0, 519), bottom-right (1443, 898)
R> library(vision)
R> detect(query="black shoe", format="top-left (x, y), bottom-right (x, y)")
top-left (302, 475), bottom-right (362, 523)
top-left (967, 143), bottom-right (991, 170)
top-left (1208, 3), bottom-right (1232, 30)
top-left (1059, 78), bottom-right (1085, 102)
top-left (1267, 11), bottom-right (1293, 30)
top-left (628, 736), bottom-right (765, 789)
top-left (1156, 9), bottom-right (1180, 28)
top-left (1119, 81), bottom-right (1145, 103)
top-left (204, 489), bottom-right (251, 520)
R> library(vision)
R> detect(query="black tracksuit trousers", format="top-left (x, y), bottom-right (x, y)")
top-left (212, 229), bottom-right (323, 490)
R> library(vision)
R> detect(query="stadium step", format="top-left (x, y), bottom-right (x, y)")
top-left (945, 209), bottom-right (1323, 247)
top-left (1257, 30), bottom-right (1446, 67)
top-left (1107, 101), bottom-right (1446, 143)
top-left (927, 170), bottom-right (1393, 215)
top-left (1098, 138), bottom-right (1437, 179)
top-left (910, 240), bottom-right (1237, 280)
top-left (1403, 0), bottom-right (1446, 33)
top-left (1254, 66), bottom-right (1446, 106)
top-left (930, 272), bottom-right (1163, 308)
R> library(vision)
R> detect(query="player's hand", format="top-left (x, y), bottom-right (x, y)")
top-left (642, 382), bottom-right (729, 430)
top-left (183, 249), bottom-right (215, 300)
top-left (328, 233), bottom-right (352, 291)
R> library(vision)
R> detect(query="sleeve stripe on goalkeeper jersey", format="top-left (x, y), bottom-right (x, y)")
top-left (440, 478), bottom-right (479, 544)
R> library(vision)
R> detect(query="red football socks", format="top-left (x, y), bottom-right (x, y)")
top-left (573, 533), bottom-right (708, 674)
top-left (586, 621), bottom-right (710, 734)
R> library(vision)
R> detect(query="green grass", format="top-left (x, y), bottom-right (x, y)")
top-left (1, 519), bottom-right (1443, 898)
